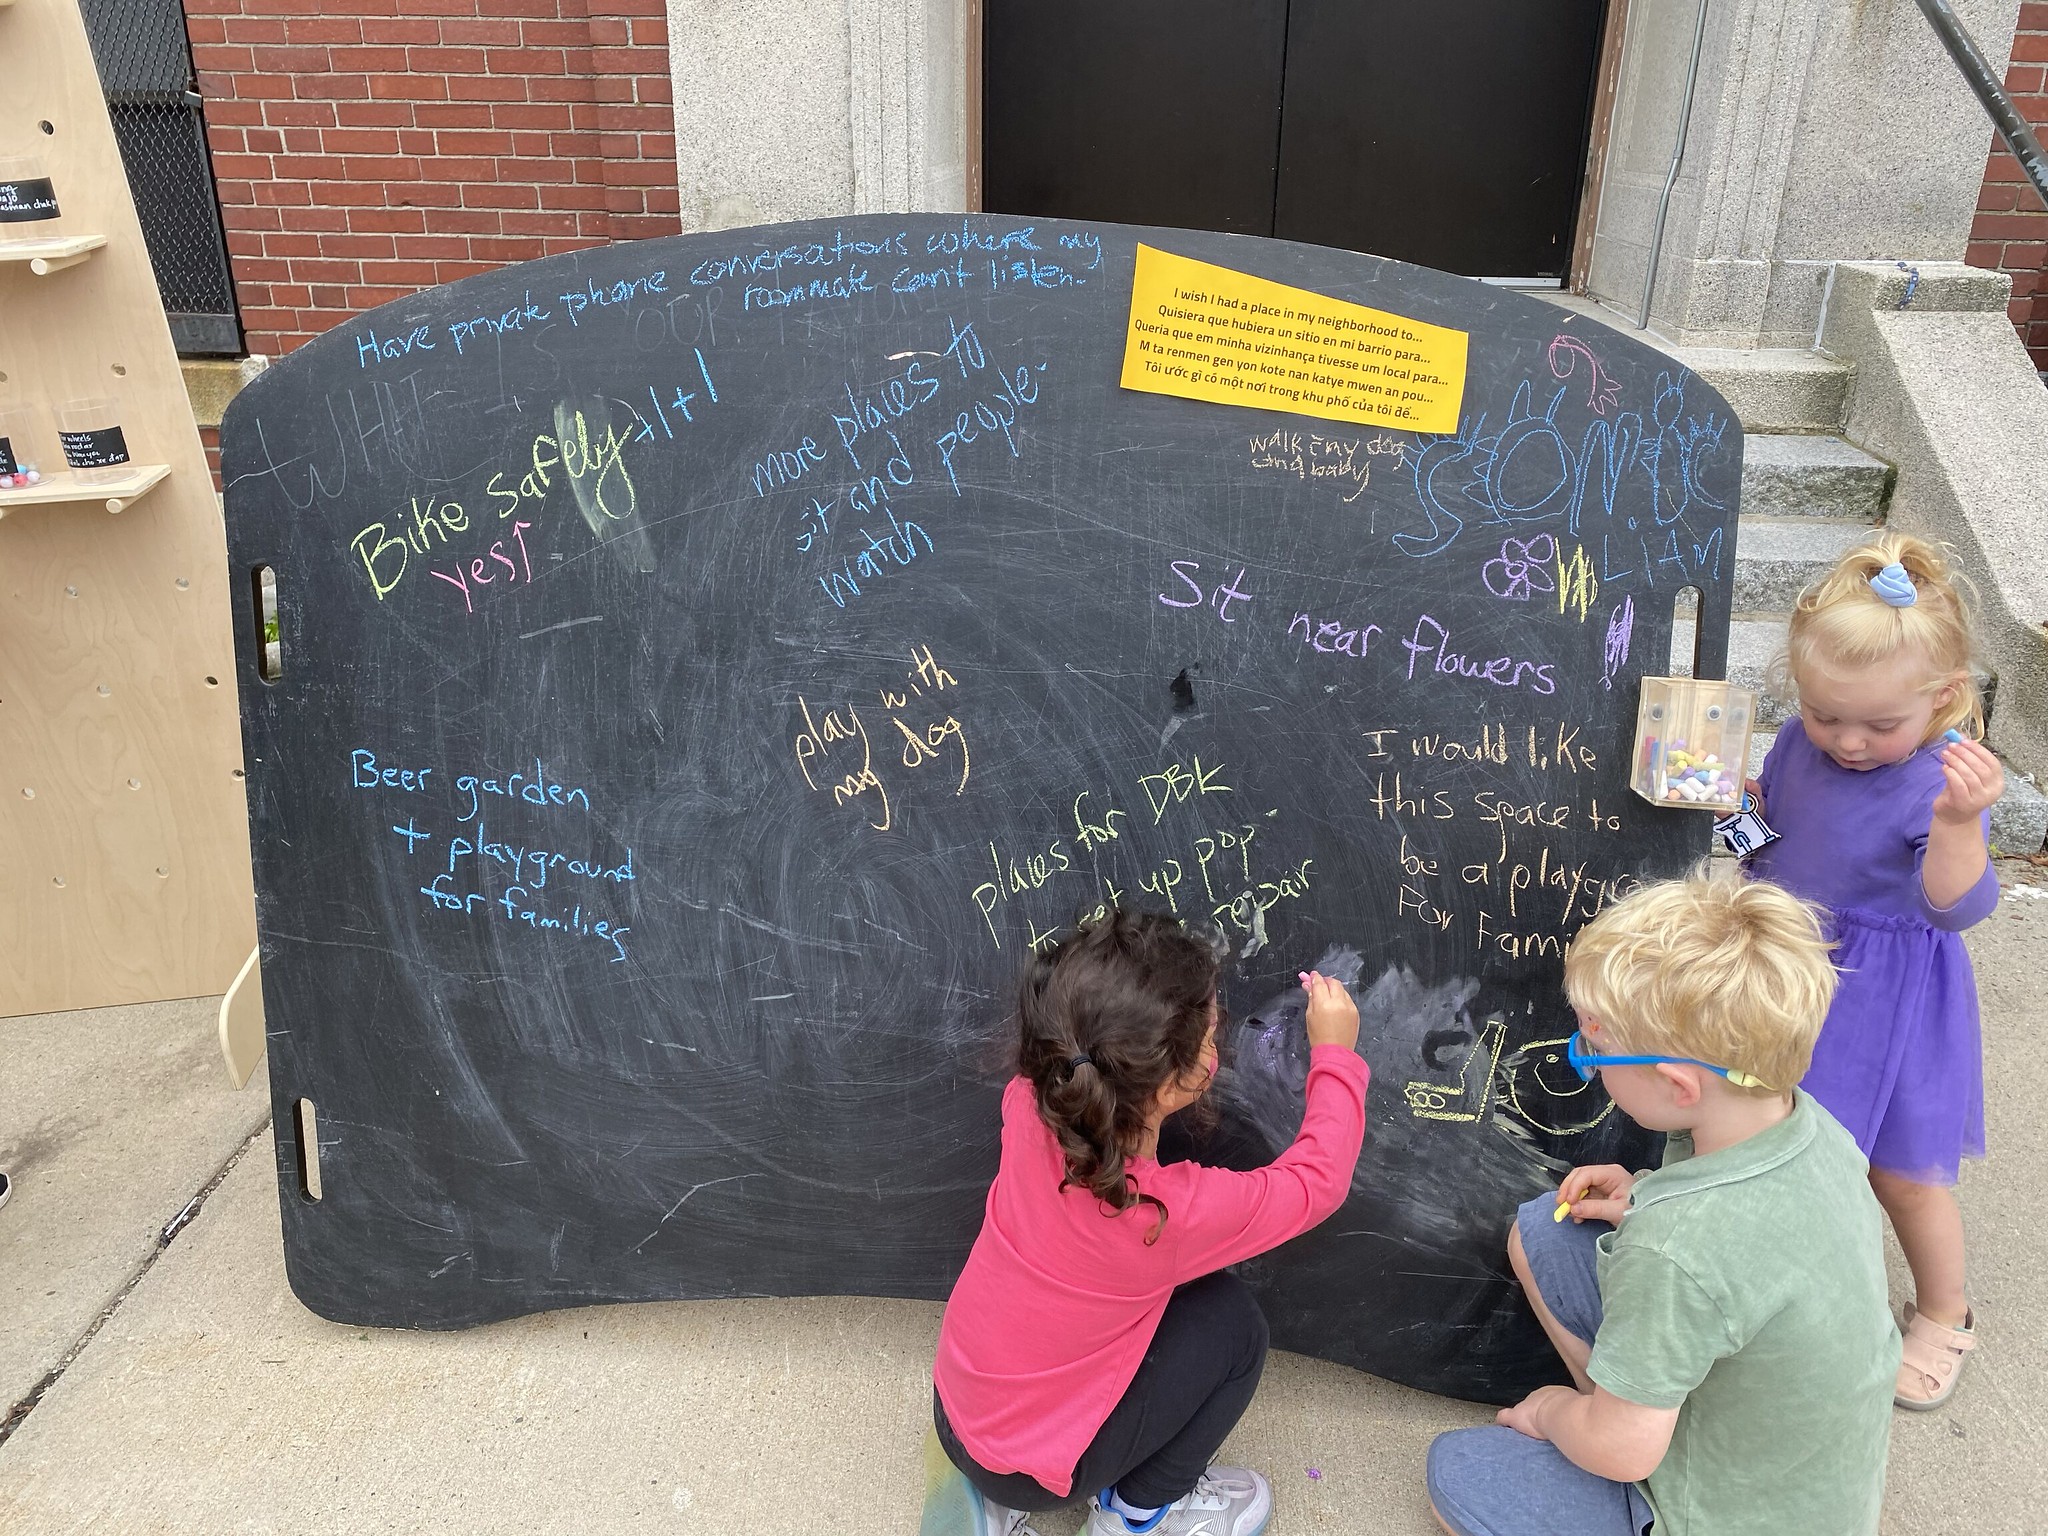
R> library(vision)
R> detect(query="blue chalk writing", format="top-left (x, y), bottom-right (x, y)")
top-left (688, 229), bottom-right (911, 286)
top-left (892, 257), bottom-right (973, 295)
top-left (685, 224), bottom-right (1088, 314)
top-left (629, 351), bottom-right (723, 443)
top-left (418, 876), bottom-right (631, 963)
top-left (444, 821), bottom-right (634, 890)
top-left (353, 744), bottom-right (634, 963)
top-left (351, 749), bottom-right (433, 792)
top-left (818, 507), bottom-right (933, 608)
top-left (446, 291), bottom-right (551, 354)
top-left (1057, 231), bottom-right (1103, 268)
top-left (1400, 369), bottom-right (1729, 590)
top-left (746, 267), bottom-right (875, 311)
top-left (932, 317), bottom-right (1049, 493)
top-left (453, 759), bottom-right (593, 824)
top-left (925, 220), bottom-right (1041, 256)
top-left (558, 269), bottom-right (668, 326)
top-left (753, 434), bottom-right (828, 498)
top-left (355, 324), bottom-right (437, 369)
top-left (835, 360), bottom-right (943, 474)
top-left (794, 495), bottom-right (833, 552)
top-left (987, 255), bottom-right (1086, 291)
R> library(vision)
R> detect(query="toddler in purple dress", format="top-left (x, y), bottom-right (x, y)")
top-left (1747, 532), bottom-right (2003, 1412)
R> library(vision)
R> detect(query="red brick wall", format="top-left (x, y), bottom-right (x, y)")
top-left (184, 0), bottom-right (679, 357)
top-left (1966, 1), bottom-right (2048, 372)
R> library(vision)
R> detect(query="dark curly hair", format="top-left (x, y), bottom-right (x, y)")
top-left (1014, 909), bottom-right (1220, 1243)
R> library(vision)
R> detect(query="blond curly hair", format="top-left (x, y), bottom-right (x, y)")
top-left (1564, 871), bottom-right (1835, 1097)
top-left (1773, 532), bottom-right (1983, 743)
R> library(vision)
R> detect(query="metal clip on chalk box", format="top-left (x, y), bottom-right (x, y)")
top-left (1631, 677), bottom-right (1757, 812)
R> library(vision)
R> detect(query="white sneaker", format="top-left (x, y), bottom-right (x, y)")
top-left (973, 1493), bottom-right (1042, 1536)
top-left (983, 1507), bottom-right (1040, 1536)
top-left (1085, 1465), bottom-right (1273, 1536)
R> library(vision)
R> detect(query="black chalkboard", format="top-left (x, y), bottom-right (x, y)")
top-left (222, 215), bottom-right (1740, 1405)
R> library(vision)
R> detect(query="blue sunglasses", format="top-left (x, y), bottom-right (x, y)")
top-left (1567, 1030), bottom-right (1772, 1091)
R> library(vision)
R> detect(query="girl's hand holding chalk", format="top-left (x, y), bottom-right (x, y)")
top-left (1932, 730), bottom-right (2004, 825)
top-left (1300, 970), bottom-right (1360, 1052)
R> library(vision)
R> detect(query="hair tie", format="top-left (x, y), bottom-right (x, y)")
top-left (1870, 562), bottom-right (1917, 607)
top-left (1066, 1053), bottom-right (1093, 1072)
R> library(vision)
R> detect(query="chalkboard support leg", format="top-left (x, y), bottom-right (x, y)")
top-left (218, 947), bottom-right (265, 1090)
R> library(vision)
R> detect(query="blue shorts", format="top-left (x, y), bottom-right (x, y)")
top-left (1425, 1196), bottom-right (1656, 1536)
top-left (1510, 1190), bottom-right (1608, 1345)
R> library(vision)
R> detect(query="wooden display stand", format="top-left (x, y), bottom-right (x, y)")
top-left (0, 0), bottom-right (255, 1015)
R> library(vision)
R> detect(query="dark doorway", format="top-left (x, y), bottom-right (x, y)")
top-left (981, 0), bottom-right (1290, 238)
top-left (982, 0), bottom-right (1609, 283)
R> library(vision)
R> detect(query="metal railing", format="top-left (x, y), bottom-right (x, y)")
top-left (1915, 0), bottom-right (2048, 214)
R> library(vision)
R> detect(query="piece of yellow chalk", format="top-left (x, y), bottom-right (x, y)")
top-left (1553, 1199), bottom-right (1572, 1222)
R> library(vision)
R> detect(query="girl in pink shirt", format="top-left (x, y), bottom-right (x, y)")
top-left (932, 910), bottom-right (1370, 1536)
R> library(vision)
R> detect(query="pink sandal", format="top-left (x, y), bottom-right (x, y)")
top-left (1895, 1304), bottom-right (1975, 1410)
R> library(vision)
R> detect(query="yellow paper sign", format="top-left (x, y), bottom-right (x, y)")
top-left (1120, 245), bottom-right (1469, 434)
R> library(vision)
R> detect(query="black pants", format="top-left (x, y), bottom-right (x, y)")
top-left (934, 1270), bottom-right (1270, 1512)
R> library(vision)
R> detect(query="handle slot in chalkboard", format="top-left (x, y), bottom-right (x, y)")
top-left (1673, 585), bottom-right (1703, 678)
top-left (251, 565), bottom-right (282, 682)
top-left (292, 1097), bottom-right (322, 1202)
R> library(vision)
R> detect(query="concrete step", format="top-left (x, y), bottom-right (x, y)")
top-left (1529, 297), bottom-right (1854, 434)
top-left (1675, 348), bottom-right (1853, 435)
top-left (1740, 434), bottom-right (1890, 522)
top-left (1671, 616), bottom-right (1793, 722)
top-left (2001, 773), bottom-right (2048, 856)
top-left (1731, 517), bottom-right (1874, 612)
top-left (1743, 728), bottom-right (2048, 855)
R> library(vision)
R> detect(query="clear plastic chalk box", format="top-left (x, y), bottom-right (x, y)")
top-left (1631, 677), bottom-right (1757, 812)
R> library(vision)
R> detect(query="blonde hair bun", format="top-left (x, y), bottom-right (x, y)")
top-left (1773, 532), bottom-right (1982, 741)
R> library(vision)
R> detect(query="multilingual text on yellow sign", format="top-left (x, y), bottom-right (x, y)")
top-left (1119, 245), bottom-right (1469, 434)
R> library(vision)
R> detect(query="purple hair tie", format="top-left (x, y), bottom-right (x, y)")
top-left (1870, 562), bottom-right (1917, 607)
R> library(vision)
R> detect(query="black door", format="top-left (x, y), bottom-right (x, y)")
top-left (983, 0), bottom-right (1607, 281)
top-left (982, 0), bottom-right (1290, 237)
top-left (1274, 1), bottom-right (1607, 279)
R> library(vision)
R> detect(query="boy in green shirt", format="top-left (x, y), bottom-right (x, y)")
top-left (1427, 874), bottom-right (1901, 1536)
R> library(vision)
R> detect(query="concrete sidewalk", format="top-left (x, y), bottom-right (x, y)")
top-left (2, 869), bottom-right (2044, 1535)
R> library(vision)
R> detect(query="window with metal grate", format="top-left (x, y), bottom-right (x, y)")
top-left (77, 0), bottom-right (243, 357)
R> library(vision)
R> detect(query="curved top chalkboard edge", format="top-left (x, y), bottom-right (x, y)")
top-left (218, 213), bottom-right (1738, 457)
